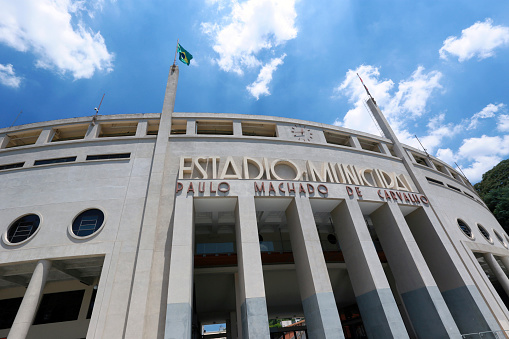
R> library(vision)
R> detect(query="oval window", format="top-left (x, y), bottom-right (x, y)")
top-left (477, 224), bottom-right (492, 243)
top-left (457, 219), bottom-right (473, 239)
top-left (6, 214), bottom-right (40, 244)
top-left (71, 209), bottom-right (105, 238)
top-left (494, 230), bottom-right (507, 248)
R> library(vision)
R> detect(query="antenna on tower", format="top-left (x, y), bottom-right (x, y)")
top-left (10, 110), bottom-right (22, 127)
top-left (357, 73), bottom-right (377, 106)
top-left (94, 93), bottom-right (105, 117)
top-left (455, 162), bottom-right (468, 178)
top-left (414, 135), bottom-right (429, 157)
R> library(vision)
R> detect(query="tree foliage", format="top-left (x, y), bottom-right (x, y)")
top-left (474, 159), bottom-right (509, 232)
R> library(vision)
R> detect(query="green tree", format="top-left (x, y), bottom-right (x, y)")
top-left (474, 159), bottom-right (509, 233)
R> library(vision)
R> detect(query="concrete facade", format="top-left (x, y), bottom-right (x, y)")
top-left (0, 66), bottom-right (509, 338)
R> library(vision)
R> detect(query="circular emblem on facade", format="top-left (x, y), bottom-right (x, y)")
top-left (291, 124), bottom-right (313, 142)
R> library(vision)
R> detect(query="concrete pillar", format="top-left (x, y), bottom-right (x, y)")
top-left (330, 200), bottom-right (408, 339)
top-left (227, 311), bottom-right (238, 339)
top-left (135, 120), bottom-right (148, 137)
top-left (165, 195), bottom-right (194, 339)
top-left (124, 65), bottom-right (179, 338)
top-left (405, 208), bottom-right (501, 335)
top-left (484, 253), bottom-right (509, 298)
top-left (285, 197), bottom-right (344, 339)
top-left (349, 136), bottom-right (362, 149)
top-left (370, 203), bottom-right (461, 338)
top-left (235, 196), bottom-right (270, 339)
top-left (8, 259), bottom-right (52, 339)
top-left (35, 128), bottom-right (52, 145)
top-left (235, 273), bottom-right (243, 339)
top-left (499, 256), bottom-right (509, 276)
top-left (233, 121), bottom-right (242, 136)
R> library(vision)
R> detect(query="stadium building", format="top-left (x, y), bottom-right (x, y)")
top-left (1, 65), bottom-right (509, 339)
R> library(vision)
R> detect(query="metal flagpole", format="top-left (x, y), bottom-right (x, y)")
top-left (173, 39), bottom-right (179, 66)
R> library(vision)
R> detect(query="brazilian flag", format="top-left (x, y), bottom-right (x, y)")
top-left (178, 43), bottom-right (193, 66)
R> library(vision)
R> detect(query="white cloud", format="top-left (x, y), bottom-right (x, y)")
top-left (497, 114), bottom-right (509, 132)
top-left (468, 103), bottom-right (505, 130)
top-left (458, 135), bottom-right (509, 159)
top-left (439, 19), bottom-right (509, 62)
top-left (201, 0), bottom-right (297, 91)
top-left (438, 135), bottom-right (509, 182)
top-left (436, 148), bottom-right (457, 164)
top-left (0, 63), bottom-right (21, 88)
top-left (333, 65), bottom-right (445, 150)
top-left (0, 0), bottom-right (114, 79)
top-left (246, 54), bottom-right (285, 100)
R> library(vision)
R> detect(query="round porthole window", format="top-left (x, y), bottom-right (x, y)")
top-left (327, 234), bottom-right (338, 245)
top-left (457, 219), bottom-right (473, 239)
top-left (4, 214), bottom-right (41, 245)
top-left (494, 230), bottom-right (507, 248)
top-left (477, 224), bottom-right (492, 243)
top-left (70, 209), bottom-right (105, 238)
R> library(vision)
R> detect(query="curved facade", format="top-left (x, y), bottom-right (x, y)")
top-left (1, 66), bottom-right (509, 339)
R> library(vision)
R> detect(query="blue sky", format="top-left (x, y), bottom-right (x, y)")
top-left (1, 0), bottom-right (509, 182)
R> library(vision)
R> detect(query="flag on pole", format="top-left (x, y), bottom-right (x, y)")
top-left (178, 43), bottom-right (193, 66)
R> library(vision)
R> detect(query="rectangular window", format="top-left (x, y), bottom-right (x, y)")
top-left (447, 184), bottom-right (461, 192)
top-left (242, 122), bottom-right (277, 137)
top-left (34, 156), bottom-right (77, 166)
top-left (34, 290), bottom-right (85, 324)
top-left (170, 119), bottom-right (187, 135)
top-left (432, 161), bottom-right (449, 175)
top-left (324, 131), bottom-right (351, 147)
top-left (449, 169), bottom-right (461, 180)
top-left (51, 124), bottom-right (89, 142)
top-left (386, 144), bottom-right (397, 157)
top-left (98, 122), bottom-right (138, 137)
top-left (196, 120), bottom-right (234, 135)
top-left (147, 120), bottom-right (159, 135)
top-left (464, 192), bottom-right (475, 199)
top-left (6, 129), bottom-right (42, 148)
top-left (426, 177), bottom-right (444, 186)
top-left (412, 153), bottom-right (430, 167)
top-left (0, 162), bottom-right (24, 171)
top-left (0, 297), bottom-right (23, 329)
top-left (358, 138), bottom-right (382, 153)
top-left (86, 153), bottom-right (130, 161)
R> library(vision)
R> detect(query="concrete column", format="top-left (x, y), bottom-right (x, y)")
top-left (0, 134), bottom-right (9, 149)
top-left (85, 122), bottom-right (100, 139)
top-left (124, 65), bottom-right (179, 338)
top-left (233, 121), bottom-right (242, 136)
top-left (285, 197), bottom-right (344, 339)
top-left (330, 200), bottom-right (408, 339)
top-left (484, 253), bottom-right (509, 298)
top-left (370, 203), bottom-right (461, 338)
top-left (186, 120), bottom-right (196, 135)
top-left (35, 128), bottom-right (52, 145)
top-left (229, 311), bottom-right (238, 339)
top-left (165, 195), bottom-right (194, 339)
top-left (405, 207), bottom-right (500, 335)
top-left (235, 196), bottom-right (270, 339)
top-left (135, 120), bottom-right (148, 137)
top-left (8, 259), bottom-right (52, 339)
top-left (499, 256), bottom-right (509, 276)
top-left (235, 273), bottom-right (243, 339)
top-left (349, 136), bottom-right (362, 149)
